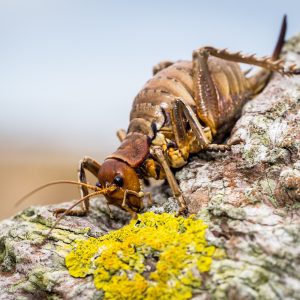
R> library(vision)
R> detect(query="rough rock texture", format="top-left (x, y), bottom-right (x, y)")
top-left (1, 35), bottom-right (300, 300)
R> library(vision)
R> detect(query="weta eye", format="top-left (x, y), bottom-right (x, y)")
top-left (96, 182), bottom-right (101, 188)
top-left (113, 175), bottom-right (124, 187)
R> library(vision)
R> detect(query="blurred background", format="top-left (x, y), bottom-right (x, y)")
top-left (1, 0), bottom-right (300, 219)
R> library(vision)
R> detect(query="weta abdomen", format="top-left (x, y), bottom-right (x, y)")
top-left (129, 58), bottom-right (255, 141)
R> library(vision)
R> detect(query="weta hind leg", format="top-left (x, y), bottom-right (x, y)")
top-left (194, 46), bottom-right (300, 76)
top-left (192, 48), bottom-right (220, 134)
top-left (192, 45), bottom-right (299, 134)
top-left (53, 156), bottom-right (101, 217)
top-left (192, 49), bottom-right (234, 151)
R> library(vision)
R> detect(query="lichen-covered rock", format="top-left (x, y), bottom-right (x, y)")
top-left (1, 35), bottom-right (300, 300)
top-left (149, 35), bottom-right (300, 299)
top-left (0, 200), bottom-right (130, 300)
top-left (65, 213), bottom-right (219, 300)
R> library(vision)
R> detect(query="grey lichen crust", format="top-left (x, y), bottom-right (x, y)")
top-left (0, 200), bottom-right (130, 300)
top-left (1, 35), bottom-right (300, 299)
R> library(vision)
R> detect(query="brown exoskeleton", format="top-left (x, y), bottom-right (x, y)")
top-left (18, 16), bottom-right (299, 229)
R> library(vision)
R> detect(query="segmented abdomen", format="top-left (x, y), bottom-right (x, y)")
top-left (129, 58), bottom-right (252, 140)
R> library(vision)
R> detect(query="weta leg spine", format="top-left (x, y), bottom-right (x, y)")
top-left (196, 46), bottom-right (299, 76)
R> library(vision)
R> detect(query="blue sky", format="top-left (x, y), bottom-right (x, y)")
top-left (1, 0), bottom-right (300, 159)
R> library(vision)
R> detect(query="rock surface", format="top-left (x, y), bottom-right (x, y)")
top-left (1, 35), bottom-right (300, 300)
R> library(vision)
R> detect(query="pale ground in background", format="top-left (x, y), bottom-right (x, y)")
top-left (0, 143), bottom-right (105, 220)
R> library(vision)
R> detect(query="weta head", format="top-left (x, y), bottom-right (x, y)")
top-left (97, 158), bottom-right (143, 215)
top-left (15, 133), bottom-right (149, 238)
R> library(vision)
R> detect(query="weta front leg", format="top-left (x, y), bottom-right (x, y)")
top-left (121, 189), bottom-right (147, 219)
top-left (53, 156), bottom-right (101, 217)
top-left (153, 146), bottom-right (188, 215)
top-left (171, 99), bottom-right (230, 153)
top-left (172, 98), bottom-right (210, 148)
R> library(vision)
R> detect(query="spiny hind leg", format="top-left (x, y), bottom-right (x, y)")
top-left (192, 48), bottom-right (220, 134)
top-left (194, 46), bottom-right (300, 76)
top-left (192, 51), bottom-right (233, 151)
top-left (153, 61), bottom-right (174, 75)
top-left (53, 156), bottom-right (101, 217)
top-left (192, 45), bottom-right (300, 132)
top-left (152, 146), bottom-right (188, 215)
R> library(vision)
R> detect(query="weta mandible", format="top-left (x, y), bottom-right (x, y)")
top-left (19, 16), bottom-right (300, 222)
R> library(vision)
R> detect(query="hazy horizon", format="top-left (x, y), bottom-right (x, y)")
top-left (1, 0), bottom-right (300, 159)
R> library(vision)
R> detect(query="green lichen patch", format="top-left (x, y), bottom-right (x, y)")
top-left (66, 212), bottom-right (218, 300)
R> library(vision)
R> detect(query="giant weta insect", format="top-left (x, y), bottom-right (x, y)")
top-left (18, 16), bottom-right (299, 230)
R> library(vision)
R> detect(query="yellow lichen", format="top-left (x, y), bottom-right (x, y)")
top-left (66, 212), bottom-right (217, 300)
